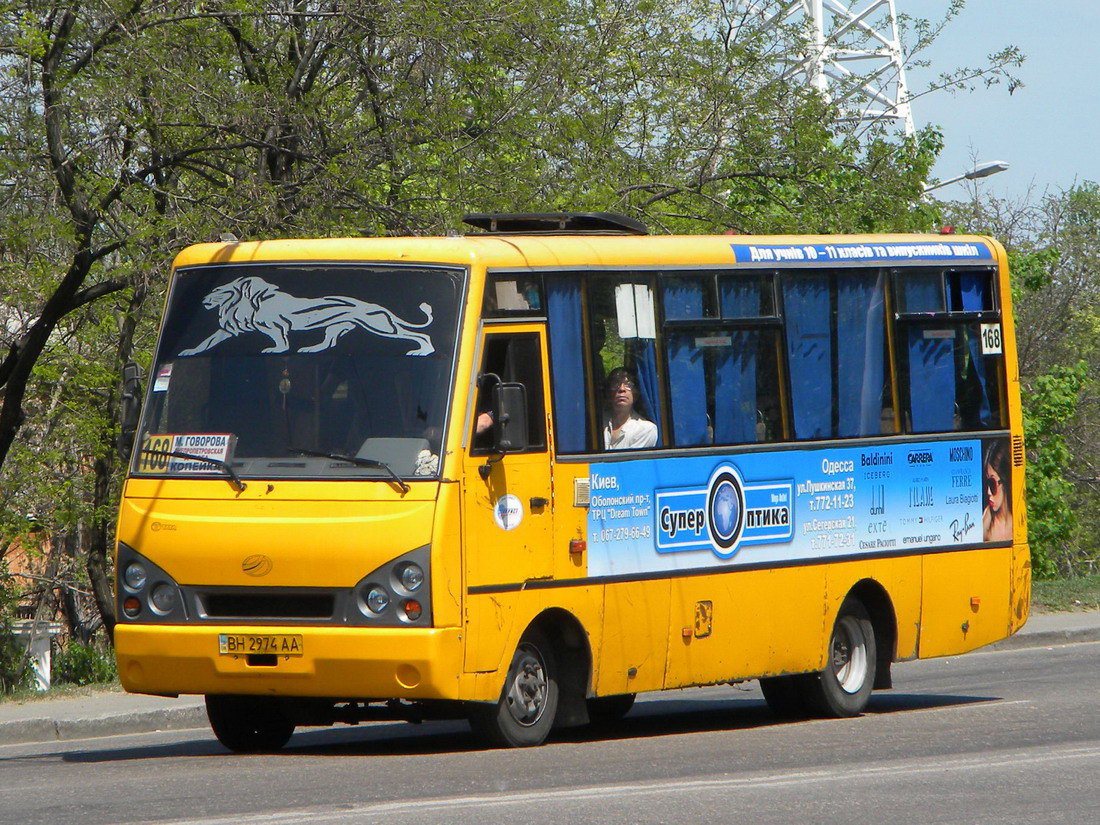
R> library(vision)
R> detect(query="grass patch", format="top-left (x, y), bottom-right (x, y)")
top-left (1032, 574), bottom-right (1100, 613)
top-left (0, 680), bottom-right (121, 705)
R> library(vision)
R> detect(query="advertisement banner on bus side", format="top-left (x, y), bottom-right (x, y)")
top-left (728, 241), bottom-right (994, 266)
top-left (586, 436), bottom-right (1012, 577)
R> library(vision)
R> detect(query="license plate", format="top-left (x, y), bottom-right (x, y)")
top-left (218, 633), bottom-right (303, 656)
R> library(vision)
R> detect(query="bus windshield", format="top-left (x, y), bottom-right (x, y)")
top-left (134, 263), bottom-right (464, 481)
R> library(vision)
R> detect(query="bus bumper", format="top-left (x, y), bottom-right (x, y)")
top-left (115, 624), bottom-right (465, 701)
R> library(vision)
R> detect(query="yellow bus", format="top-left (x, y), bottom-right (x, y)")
top-left (114, 213), bottom-right (1029, 751)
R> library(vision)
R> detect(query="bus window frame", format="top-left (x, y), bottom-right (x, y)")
top-left (467, 325), bottom-right (550, 457)
top-left (891, 266), bottom-right (1008, 435)
top-left (658, 268), bottom-right (787, 448)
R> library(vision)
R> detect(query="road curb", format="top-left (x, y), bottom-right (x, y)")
top-left (986, 626), bottom-right (1100, 651)
top-left (0, 705), bottom-right (206, 746)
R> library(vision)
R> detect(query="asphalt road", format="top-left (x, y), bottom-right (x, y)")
top-left (2, 641), bottom-right (1097, 825)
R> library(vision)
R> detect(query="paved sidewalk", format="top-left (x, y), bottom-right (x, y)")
top-left (1, 611), bottom-right (1097, 747)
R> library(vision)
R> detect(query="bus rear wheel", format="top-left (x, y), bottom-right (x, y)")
top-left (205, 695), bottom-right (295, 753)
top-left (469, 631), bottom-right (559, 747)
top-left (803, 598), bottom-right (877, 717)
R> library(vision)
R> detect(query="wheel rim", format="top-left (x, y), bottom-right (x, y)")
top-left (831, 615), bottom-right (869, 694)
top-left (505, 643), bottom-right (549, 727)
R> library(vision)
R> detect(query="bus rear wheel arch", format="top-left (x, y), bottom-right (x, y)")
top-left (760, 594), bottom-right (882, 720)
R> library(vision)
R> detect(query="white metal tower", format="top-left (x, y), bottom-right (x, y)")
top-left (736, 0), bottom-right (915, 135)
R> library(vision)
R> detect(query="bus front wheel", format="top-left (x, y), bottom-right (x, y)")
top-left (804, 598), bottom-right (877, 717)
top-left (205, 695), bottom-right (295, 753)
top-left (469, 631), bottom-right (559, 747)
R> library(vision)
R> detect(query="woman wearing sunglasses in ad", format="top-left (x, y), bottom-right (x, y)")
top-left (982, 440), bottom-right (1013, 542)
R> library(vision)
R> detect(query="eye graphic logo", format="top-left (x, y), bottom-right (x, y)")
top-left (707, 467), bottom-right (745, 557)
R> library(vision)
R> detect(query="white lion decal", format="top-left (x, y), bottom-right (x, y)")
top-left (178, 276), bottom-right (434, 356)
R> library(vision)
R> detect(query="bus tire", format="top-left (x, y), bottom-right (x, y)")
top-left (804, 598), bottom-right (877, 717)
top-left (759, 675), bottom-right (810, 719)
top-left (586, 693), bottom-right (636, 726)
top-left (469, 631), bottom-right (559, 747)
top-left (205, 695), bottom-right (295, 753)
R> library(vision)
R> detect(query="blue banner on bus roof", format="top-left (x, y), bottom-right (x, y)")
top-left (730, 241), bottom-right (993, 265)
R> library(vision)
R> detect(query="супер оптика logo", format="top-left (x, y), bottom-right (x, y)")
top-left (655, 463), bottom-right (794, 559)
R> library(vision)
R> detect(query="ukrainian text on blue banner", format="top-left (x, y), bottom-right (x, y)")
top-left (730, 241), bottom-right (993, 265)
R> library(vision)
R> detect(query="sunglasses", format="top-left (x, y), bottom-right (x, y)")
top-left (985, 475), bottom-right (1002, 495)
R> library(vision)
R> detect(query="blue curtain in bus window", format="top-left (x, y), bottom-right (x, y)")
top-left (663, 278), bottom-right (707, 320)
top-left (662, 280), bottom-right (708, 445)
top-left (836, 273), bottom-right (886, 436)
top-left (720, 277), bottom-right (761, 318)
top-left (665, 333), bottom-right (708, 445)
top-left (900, 270), bottom-right (944, 312)
top-left (628, 339), bottom-right (663, 445)
top-left (714, 331), bottom-right (759, 444)
top-left (546, 276), bottom-right (588, 452)
top-left (957, 273), bottom-right (992, 425)
top-left (907, 327), bottom-right (956, 432)
top-left (782, 275), bottom-right (832, 439)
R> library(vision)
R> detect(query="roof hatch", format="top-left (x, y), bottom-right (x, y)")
top-left (462, 212), bottom-right (649, 236)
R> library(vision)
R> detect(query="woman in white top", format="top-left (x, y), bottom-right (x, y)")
top-left (603, 367), bottom-right (658, 450)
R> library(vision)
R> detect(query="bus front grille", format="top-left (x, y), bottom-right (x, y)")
top-left (201, 592), bottom-right (335, 620)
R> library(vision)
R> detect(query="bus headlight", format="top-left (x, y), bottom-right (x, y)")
top-left (115, 543), bottom-right (187, 623)
top-left (398, 563), bottom-right (424, 592)
top-left (347, 546), bottom-right (431, 626)
top-left (150, 582), bottom-right (179, 614)
top-left (124, 562), bottom-right (147, 592)
top-left (365, 586), bottom-right (389, 614)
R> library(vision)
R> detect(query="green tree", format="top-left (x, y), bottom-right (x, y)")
top-left (0, 0), bottom-right (1022, 635)
top-left (946, 184), bottom-right (1100, 576)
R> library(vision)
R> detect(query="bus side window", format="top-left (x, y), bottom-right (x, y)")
top-left (896, 268), bottom-right (1004, 434)
top-left (663, 273), bottom-right (783, 446)
top-left (781, 269), bottom-right (893, 440)
top-left (586, 277), bottom-right (663, 449)
top-left (545, 274), bottom-right (590, 453)
top-left (471, 333), bottom-right (547, 453)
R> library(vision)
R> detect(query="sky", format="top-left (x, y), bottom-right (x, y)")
top-left (901, 0), bottom-right (1099, 201)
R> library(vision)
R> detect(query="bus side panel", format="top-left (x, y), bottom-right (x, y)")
top-left (463, 592), bottom-right (516, 674)
top-left (597, 579), bottom-right (671, 696)
top-left (919, 547), bottom-right (1012, 658)
top-left (1009, 542), bottom-right (1031, 635)
top-left (433, 481), bottom-right (464, 629)
top-left (824, 557), bottom-right (923, 662)
top-left (664, 567), bottom-right (826, 689)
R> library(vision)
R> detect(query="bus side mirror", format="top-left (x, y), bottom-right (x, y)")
top-left (492, 382), bottom-right (529, 453)
top-left (118, 361), bottom-right (143, 457)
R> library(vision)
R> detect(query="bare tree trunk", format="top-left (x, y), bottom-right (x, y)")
top-left (86, 280), bottom-right (149, 643)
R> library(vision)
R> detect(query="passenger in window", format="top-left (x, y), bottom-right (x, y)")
top-left (603, 367), bottom-right (658, 450)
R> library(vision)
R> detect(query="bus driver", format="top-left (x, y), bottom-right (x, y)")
top-left (603, 367), bottom-right (658, 450)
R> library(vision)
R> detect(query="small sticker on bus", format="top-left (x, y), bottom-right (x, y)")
top-left (980, 323), bottom-right (1003, 355)
top-left (493, 494), bottom-right (524, 531)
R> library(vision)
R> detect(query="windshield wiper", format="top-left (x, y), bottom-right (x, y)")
top-left (139, 449), bottom-right (247, 493)
top-left (287, 447), bottom-right (410, 494)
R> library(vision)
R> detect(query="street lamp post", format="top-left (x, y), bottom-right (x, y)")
top-left (923, 161), bottom-right (1010, 194)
